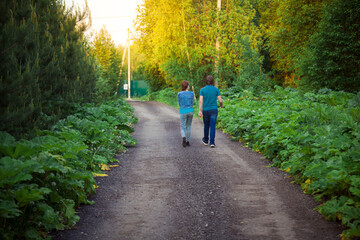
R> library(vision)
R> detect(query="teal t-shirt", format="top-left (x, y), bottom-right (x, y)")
top-left (200, 85), bottom-right (221, 111)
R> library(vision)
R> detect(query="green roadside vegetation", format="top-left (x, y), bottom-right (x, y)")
top-left (0, 98), bottom-right (137, 239)
top-left (0, 1), bottom-right (137, 239)
top-left (141, 88), bottom-right (199, 112)
top-left (1, 0), bottom-right (360, 238)
top-left (219, 87), bottom-right (360, 239)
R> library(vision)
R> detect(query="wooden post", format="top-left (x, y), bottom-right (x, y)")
top-left (127, 28), bottom-right (131, 99)
top-left (118, 41), bottom-right (127, 95)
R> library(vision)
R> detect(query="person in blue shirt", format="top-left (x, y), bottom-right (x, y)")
top-left (178, 80), bottom-right (195, 147)
top-left (198, 75), bottom-right (223, 148)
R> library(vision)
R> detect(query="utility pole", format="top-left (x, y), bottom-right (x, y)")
top-left (127, 28), bottom-right (131, 99)
top-left (118, 42), bottom-right (127, 95)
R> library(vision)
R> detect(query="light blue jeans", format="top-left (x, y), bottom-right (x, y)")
top-left (180, 112), bottom-right (193, 141)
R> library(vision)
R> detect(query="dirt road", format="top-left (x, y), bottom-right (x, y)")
top-left (53, 100), bottom-right (342, 240)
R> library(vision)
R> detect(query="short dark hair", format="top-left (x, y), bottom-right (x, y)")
top-left (205, 75), bottom-right (214, 85)
top-left (181, 80), bottom-right (189, 91)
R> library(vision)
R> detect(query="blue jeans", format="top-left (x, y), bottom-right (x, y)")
top-left (202, 109), bottom-right (218, 145)
top-left (180, 112), bottom-right (193, 141)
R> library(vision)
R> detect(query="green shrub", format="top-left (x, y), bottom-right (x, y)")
top-left (0, 97), bottom-right (137, 239)
top-left (299, 0), bottom-right (360, 92)
top-left (219, 87), bottom-right (360, 239)
top-left (148, 88), bottom-right (179, 108)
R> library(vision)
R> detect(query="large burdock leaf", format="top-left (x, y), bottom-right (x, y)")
top-left (349, 176), bottom-right (360, 198)
top-left (0, 131), bottom-right (16, 157)
top-left (13, 140), bottom-right (38, 158)
top-left (38, 152), bottom-right (69, 173)
top-left (0, 157), bottom-right (43, 188)
top-left (14, 184), bottom-right (51, 207)
top-left (60, 199), bottom-right (80, 226)
top-left (36, 203), bottom-right (64, 231)
top-left (0, 199), bottom-right (22, 218)
top-left (116, 124), bottom-right (134, 133)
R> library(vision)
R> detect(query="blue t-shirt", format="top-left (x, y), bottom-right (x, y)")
top-left (200, 85), bottom-right (221, 111)
top-left (177, 91), bottom-right (194, 114)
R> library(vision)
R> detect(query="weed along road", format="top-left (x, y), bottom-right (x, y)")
top-left (53, 100), bottom-right (342, 240)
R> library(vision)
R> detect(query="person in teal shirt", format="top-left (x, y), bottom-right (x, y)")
top-left (178, 80), bottom-right (194, 147)
top-left (198, 75), bottom-right (223, 148)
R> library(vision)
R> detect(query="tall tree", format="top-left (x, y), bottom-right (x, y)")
top-left (135, 0), bottom-right (265, 91)
top-left (299, 0), bottom-right (360, 92)
top-left (90, 26), bottom-right (122, 98)
top-left (0, 0), bottom-right (97, 137)
top-left (135, 0), bottom-right (190, 87)
top-left (257, 0), bottom-right (326, 85)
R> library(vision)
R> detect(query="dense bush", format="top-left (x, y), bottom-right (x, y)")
top-left (0, 97), bottom-right (137, 239)
top-left (299, 0), bottom-right (360, 92)
top-left (147, 88), bottom-right (180, 108)
top-left (218, 87), bottom-right (360, 239)
top-left (144, 87), bottom-right (200, 112)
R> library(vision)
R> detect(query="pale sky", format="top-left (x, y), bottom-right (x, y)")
top-left (64, 0), bottom-right (144, 46)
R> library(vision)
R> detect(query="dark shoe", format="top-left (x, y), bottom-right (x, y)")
top-left (186, 141), bottom-right (190, 146)
top-left (202, 138), bottom-right (208, 146)
top-left (210, 144), bottom-right (216, 148)
top-left (182, 137), bottom-right (187, 147)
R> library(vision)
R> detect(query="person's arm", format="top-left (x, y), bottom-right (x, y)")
top-left (198, 95), bottom-right (203, 117)
top-left (217, 95), bottom-right (224, 108)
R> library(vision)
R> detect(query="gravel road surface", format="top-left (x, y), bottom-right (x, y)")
top-left (53, 100), bottom-right (343, 240)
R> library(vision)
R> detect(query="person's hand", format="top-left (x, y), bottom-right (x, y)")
top-left (198, 111), bottom-right (203, 117)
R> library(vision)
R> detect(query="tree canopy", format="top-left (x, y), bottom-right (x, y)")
top-left (134, 0), bottom-right (360, 93)
top-left (90, 26), bottom-right (122, 98)
top-left (135, 0), bottom-right (268, 92)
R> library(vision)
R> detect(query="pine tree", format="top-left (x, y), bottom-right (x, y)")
top-left (0, 0), bottom-right (42, 136)
top-left (0, 0), bottom-right (98, 137)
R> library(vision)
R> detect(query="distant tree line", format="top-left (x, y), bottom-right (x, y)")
top-left (134, 0), bottom-right (360, 93)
